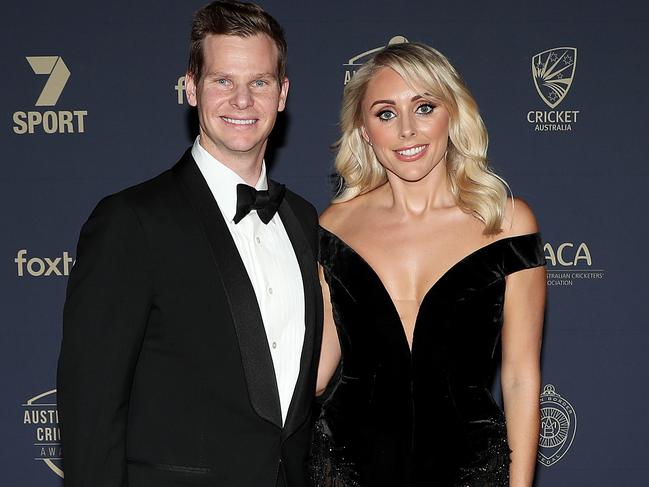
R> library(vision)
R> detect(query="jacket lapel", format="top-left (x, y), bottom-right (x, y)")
top-left (275, 190), bottom-right (319, 439)
top-left (172, 151), bottom-right (283, 428)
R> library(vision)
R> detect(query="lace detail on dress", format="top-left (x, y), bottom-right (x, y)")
top-left (455, 427), bottom-right (511, 487)
top-left (309, 417), bottom-right (360, 487)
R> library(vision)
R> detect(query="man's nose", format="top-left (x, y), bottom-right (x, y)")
top-left (231, 84), bottom-right (254, 109)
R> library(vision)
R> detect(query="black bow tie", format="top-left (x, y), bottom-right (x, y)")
top-left (233, 181), bottom-right (286, 224)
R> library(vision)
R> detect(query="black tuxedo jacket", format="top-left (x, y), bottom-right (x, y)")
top-left (57, 150), bottom-right (323, 487)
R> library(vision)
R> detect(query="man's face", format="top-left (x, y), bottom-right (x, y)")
top-left (186, 34), bottom-right (289, 166)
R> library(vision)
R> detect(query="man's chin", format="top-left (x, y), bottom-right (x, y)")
top-left (199, 131), bottom-right (268, 160)
top-left (224, 142), bottom-right (262, 154)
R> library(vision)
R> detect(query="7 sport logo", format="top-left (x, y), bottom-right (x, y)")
top-left (27, 56), bottom-right (70, 106)
top-left (13, 56), bottom-right (88, 134)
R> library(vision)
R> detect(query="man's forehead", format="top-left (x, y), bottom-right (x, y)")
top-left (203, 33), bottom-right (277, 52)
top-left (201, 34), bottom-right (278, 69)
top-left (203, 70), bottom-right (277, 79)
top-left (203, 34), bottom-right (278, 57)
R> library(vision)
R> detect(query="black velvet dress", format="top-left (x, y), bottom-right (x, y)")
top-left (311, 227), bottom-right (545, 487)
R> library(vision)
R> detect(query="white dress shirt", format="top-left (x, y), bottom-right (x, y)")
top-left (192, 137), bottom-right (305, 424)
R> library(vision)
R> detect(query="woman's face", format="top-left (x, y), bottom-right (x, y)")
top-left (361, 67), bottom-right (450, 183)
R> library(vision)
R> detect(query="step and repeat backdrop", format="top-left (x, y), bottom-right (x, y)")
top-left (2, 0), bottom-right (648, 485)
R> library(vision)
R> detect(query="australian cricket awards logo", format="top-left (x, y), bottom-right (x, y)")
top-left (527, 47), bottom-right (579, 132)
top-left (538, 384), bottom-right (577, 467)
top-left (22, 389), bottom-right (63, 478)
top-left (13, 56), bottom-right (87, 134)
top-left (343, 35), bottom-right (408, 85)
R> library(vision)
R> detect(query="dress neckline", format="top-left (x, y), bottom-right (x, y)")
top-left (319, 226), bottom-right (540, 355)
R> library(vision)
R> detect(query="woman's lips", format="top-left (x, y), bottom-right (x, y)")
top-left (393, 144), bottom-right (428, 161)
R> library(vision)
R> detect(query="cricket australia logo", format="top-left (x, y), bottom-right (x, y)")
top-left (532, 47), bottom-right (577, 109)
top-left (538, 384), bottom-right (577, 467)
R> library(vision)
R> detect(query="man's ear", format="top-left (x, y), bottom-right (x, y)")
top-left (277, 77), bottom-right (289, 112)
top-left (185, 72), bottom-right (198, 107)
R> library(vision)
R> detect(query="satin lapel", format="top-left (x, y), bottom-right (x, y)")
top-left (276, 189), bottom-right (318, 439)
top-left (172, 151), bottom-right (282, 428)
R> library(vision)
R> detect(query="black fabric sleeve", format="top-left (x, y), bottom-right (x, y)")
top-left (502, 233), bottom-right (545, 275)
top-left (57, 194), bottom-right (153, 487)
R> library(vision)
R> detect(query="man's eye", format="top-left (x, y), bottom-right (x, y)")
top-left (253, 79), bottom-right (267, 87)
top-left (216, 79), bottom-right (230, 86)
top-left (377, 110), bottom-right (396, 121)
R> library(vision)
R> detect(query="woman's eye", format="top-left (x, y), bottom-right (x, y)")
top-left (416, 103), bottom-right (435, 115)
top-left (377, 110), bottom-right (396, 121)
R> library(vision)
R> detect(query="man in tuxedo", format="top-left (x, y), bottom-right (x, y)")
top-left (57, 2), bottom-right (322, 486)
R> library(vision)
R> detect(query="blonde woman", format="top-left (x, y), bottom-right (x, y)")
top-left (312, 43), bottom-right (546, 487)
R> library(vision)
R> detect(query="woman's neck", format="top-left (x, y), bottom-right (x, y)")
top-left (382, 164), bottom-right (455, 217)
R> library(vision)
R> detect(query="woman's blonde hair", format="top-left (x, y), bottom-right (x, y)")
top-left (333, 42), bottom-right (508, 234)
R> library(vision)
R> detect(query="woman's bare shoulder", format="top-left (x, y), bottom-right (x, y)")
top-left (320, 200), bottom-right (358, 236)
top-left (501, 197), bottom-right (539, 237)
top-left (319, 193), bottom-right (374, 237)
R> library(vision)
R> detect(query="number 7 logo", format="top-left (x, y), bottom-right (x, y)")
top-left (26, 56), bottom-right (70, 107)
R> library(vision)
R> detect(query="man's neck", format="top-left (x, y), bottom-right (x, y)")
top-left (198, 136), bottom-right (265, 186)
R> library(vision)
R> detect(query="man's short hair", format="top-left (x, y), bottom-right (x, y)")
top-left (188, 1), bottom-right (288, 83)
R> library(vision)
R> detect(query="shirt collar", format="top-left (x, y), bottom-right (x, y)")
top-left (191, 136), bottom-right (268, 222)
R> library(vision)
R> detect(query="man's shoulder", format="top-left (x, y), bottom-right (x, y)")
top-left (116, 169), bottom-right (174, 203)
top-left (91, 149), bottom-right (192, 219)
top-left (103, 150), bottom-right (192, 203)
top-left (284, 186), bottom-right (315, 210)
top-left (282, 186), bottom-right (317, 222)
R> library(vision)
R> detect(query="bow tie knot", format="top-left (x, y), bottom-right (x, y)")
top-left (234, 182), bottom-right (286, 224)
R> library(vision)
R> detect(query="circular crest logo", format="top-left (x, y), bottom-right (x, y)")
top-left (538, 384), bottom-right (577, 467)
top-left (22, 389), bottom-right (63, 478)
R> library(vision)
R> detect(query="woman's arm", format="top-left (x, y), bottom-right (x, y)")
top-left (316, 264), bottom-right (341, 396)
top-left (502, 263), bottom-right (545, 486)
top-left (501, 200), bottom-right (546, 486)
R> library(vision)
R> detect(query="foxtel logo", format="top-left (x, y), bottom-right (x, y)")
top-left (15, 250), bottom-right (74, 277)
top-left (174, 76), bottom-right (186, 104)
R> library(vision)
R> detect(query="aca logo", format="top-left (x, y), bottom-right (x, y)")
top-left (538, 384), bottom-right (577, 467)
top-left (14, 249), bottom-right (75, 277)
top-left (544, 241), bottom-right (605, 286)
top-left (526, 47), bottom-right (580, 132)
top-left (342, 35), bottom-right (408, 85)
top-left (22, 389), bottom-right (63, 478)
top-left (174, 76), bottom-right (186, 104)
top-left (13, 56), bottom-right (88, 134)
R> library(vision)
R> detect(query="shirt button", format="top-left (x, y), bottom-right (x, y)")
top-left (268, 287), bottom-right (273, 295)
top-left (255, 236), bottom-right (261, 244)
top-left (272, 341), bottom-right (277, 349)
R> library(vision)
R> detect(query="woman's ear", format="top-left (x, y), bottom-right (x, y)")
top-left (361, 126), bottom-right (372, 146)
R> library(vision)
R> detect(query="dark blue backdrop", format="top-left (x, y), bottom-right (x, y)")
top-left (3, 1), bottom-right (648, 485)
